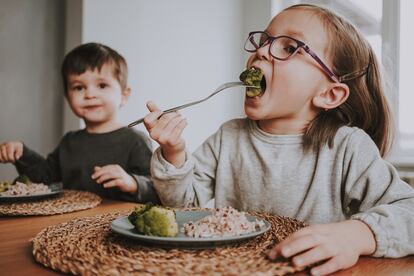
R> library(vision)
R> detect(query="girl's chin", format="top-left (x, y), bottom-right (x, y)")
top-left (244, 108), bottom-right (264, 121)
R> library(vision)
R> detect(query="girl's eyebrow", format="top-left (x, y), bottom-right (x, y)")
top-left (283, 30), bottom-right (306, 40)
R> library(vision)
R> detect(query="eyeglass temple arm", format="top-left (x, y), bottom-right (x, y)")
top-left (303, 45), bottom-right (340, 83)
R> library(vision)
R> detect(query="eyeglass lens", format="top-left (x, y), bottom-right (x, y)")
top-left (245, 33), bottom-right (300, 60)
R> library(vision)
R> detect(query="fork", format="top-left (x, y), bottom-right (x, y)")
top-left (128, 81), bottom-right (256, 128)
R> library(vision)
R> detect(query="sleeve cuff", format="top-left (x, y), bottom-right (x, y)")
top-left (351, 213), bottom-right (389, 257)
top-left (151, 147), bottom-right (194, 179)
top-left (132, 174), bottom-right (160, 204)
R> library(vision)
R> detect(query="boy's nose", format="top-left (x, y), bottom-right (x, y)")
top-left (84, 88), bottom-right (97, 98)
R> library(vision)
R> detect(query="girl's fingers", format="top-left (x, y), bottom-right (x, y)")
top-left (268, 227), bottom-right (314, 260)
top-left (291, 244), bottom-right (334, 268)
top-left (146, 101), bottom-right (160, 112)
top-left (170, 118), bottom-right (187, 141)
top-left (144, 110), bottom-right (163, 129)
top-left (279, 234), bottom-right (323, 258)
top-left (310, 257), bottom-right (341, 276)
top-left (144, 101), bottom-right (163, 129)
top-left (150, 112), bottom-right (181, 139)
top-left (158, 115), bottom-right (185, 140)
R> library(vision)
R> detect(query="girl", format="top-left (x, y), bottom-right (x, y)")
top-left (143, 4), bottom-right (414, 275)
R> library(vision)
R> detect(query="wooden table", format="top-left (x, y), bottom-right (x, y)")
top-left (0, 200), bottom-right (413, 276)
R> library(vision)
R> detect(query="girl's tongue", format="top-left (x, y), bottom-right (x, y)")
top-left (239, 68), bottom-right (266, 97)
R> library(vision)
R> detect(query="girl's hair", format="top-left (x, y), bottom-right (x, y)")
top-left (61, 42), bottom-right (128, 94)
top-left (284, 4), bottom-right (393, 157)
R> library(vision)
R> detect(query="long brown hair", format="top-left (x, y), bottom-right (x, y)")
top-left (284, 4), bottom-right (393, 157)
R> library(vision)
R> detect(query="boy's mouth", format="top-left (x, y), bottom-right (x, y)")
top-left (239, 67), bottom-right (266, 98)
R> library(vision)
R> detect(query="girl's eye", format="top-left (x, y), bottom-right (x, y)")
top-left (284, 45), bottom-right (297, 54)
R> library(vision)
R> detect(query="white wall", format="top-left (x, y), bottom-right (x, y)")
top-left (0, 0), bottom-right (64, 180)
top-left (66, 0), bottom-right (272, 151)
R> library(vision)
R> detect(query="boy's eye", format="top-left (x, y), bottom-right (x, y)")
top-left (98, 83), bottom-right (108, 89)
top-left (72, 85), bottom-right (84, 92)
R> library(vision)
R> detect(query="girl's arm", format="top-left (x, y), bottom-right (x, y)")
top-left (151, 128), bottom-right (221, 207)
top-left (342, 130), bottom-right (414, 258)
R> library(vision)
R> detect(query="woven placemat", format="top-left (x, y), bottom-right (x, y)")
top-left (32, 211), bottom-right (307, 275)
top-left (0, 190), bottom-right (101, 216)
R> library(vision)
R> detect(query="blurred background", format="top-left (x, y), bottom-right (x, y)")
top-left (1, 0), bottom-right (413, 185)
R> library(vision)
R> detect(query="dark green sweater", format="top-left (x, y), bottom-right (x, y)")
top-left (15, 127), bottom-right (159, 203)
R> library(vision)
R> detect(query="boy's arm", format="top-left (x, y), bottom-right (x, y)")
top-left (342, 130), bottom-right (414, 258)
top-left (126, 132), bottom-right (160, 204)
top-left (15, 143), bottom-right (61, 184)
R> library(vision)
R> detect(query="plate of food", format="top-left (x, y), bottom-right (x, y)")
top-left (0, 175), bottom-right (62, 202)
top-left (111, 204), bottom-right (271, 248)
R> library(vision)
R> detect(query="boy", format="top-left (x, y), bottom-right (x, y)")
top-left (0, 43), bottom-right (159, 203)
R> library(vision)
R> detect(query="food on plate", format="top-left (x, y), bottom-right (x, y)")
top-left (0, 181), bottom-right (11, 193)
top-left (182, 206), bottom-right (265, 238)
top-left (239, 67), bottom-right (265, 97)
top-left (13, 174), bottom-right (31, 184)
top-left (0, 175), bottom-right (51, 196)
top-left (128, 204), bottom-right (178, 237)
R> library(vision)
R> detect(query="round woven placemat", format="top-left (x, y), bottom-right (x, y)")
top-left (0, 190), bottom-right (101, 216)
top-left (32, 211), bottom-right (307, 275)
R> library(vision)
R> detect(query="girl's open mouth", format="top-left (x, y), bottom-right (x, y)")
top-left (239, 67), bottom-right (266, 98)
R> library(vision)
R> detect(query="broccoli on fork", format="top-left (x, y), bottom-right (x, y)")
top-left (239, 68), bottom-right (265, 97)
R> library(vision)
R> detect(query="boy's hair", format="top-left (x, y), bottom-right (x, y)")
top-left (61, 42), bottom-right (128, 94)
top-left (285, 4), bottom-right (392, 157)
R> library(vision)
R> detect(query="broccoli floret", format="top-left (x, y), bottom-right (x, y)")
top-left (13, 175), bottom-right (31, 185)
top-left (128, 204), bottom-right (178, 237)
top-left (0, 181), bottom-right (11, 193)
top-left (239, 68), bottom-right (264, 97)
top-left (128, 203), bottom-right (152, 225)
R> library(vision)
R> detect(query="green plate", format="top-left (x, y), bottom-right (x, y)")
top-left (111, 210), bottom-right (271, 248)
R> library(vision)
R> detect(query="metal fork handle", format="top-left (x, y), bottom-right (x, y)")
top-left (128, 81), bottom-right (251, 128)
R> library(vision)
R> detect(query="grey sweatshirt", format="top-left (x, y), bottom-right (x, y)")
top-left (151, 118), bottom-right (414, 258)
top-left (16, 127), bottom-right (159, 203)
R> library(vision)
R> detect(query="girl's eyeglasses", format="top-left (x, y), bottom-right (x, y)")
top-left (244, 31), bottom-right (340, 83)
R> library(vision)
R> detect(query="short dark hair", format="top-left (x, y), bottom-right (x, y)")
top-left (61, 42), bottom-right (128, 94)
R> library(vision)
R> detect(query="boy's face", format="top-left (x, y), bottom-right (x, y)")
top-left (245, 9), bottom-right (333, 131)
top-left (66, 63), bottom-right (130, 129)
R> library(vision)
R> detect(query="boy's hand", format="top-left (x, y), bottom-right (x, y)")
top-left (266, 220), bottom-right (376, 275)
top-left (0, 141), bottom-right (23, 163)
top-left (143, 101), bottom-right (187, 167)
top-left (91, 165), bottom-right (138, 194)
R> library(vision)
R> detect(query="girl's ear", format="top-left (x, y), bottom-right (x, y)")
top-left (312, 83), bottom-right (349, 110)
top-left (120, 86), bottom-right (131, 107)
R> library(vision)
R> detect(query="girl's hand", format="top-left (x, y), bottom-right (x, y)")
top-left (0, 141), bottom-right (23, 163)
top-left (267, 220), bottom-right (376, 275)
top-left (144, 101), bottom-right (187, 167)
top-left (91, 165), bottom-right (137, 194)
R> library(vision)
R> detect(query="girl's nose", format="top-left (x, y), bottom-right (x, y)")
top-left (256, 43), bottom-right (272, 61)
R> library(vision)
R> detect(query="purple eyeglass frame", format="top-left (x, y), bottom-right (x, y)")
top-left (245, 31), bottom-right (340, 83)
